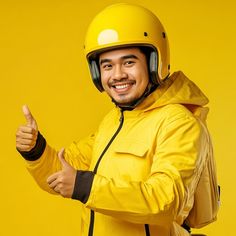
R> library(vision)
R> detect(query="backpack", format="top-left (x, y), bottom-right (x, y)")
top-left (185, 118), bottom-right (220, 228)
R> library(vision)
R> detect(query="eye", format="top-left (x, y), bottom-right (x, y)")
top-left (102, 63), bottom-right (112, 70)
top-left (124, 60), bottom-right (135, 67)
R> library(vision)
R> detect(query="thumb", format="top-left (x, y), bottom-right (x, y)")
top-left (58, 148), bottom-right (71, 169)
top-left (22, 105), bottom-right (37, 129)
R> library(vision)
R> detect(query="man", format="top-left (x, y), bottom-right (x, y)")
top-left (16, 3), bottom-right (218, 236)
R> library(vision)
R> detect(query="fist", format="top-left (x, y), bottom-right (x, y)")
top-left (16, 105), bottom-right (38, 152)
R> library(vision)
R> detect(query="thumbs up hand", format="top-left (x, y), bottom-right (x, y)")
top-left (16, 105), bottom-right (38, 152)
top-left (22, 104), bottom-right (38, 130)
top-left (47, 148), bottom-right (77, 198)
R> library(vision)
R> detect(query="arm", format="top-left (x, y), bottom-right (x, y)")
top-left (16, 105), bottom-right (95, 195)
top-left (25, 134), bottom-right (95, 195)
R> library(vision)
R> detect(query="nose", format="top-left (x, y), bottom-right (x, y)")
top-left (112, 65), bottom-right (127, 80)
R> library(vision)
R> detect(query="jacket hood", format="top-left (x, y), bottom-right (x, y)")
top-left (137, 71), bottom-right (209, 120)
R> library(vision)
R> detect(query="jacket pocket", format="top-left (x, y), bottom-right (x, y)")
top-left (114, 139), bottom-right (149, 158)
top-left (109, 139), bottom-right (150, 181)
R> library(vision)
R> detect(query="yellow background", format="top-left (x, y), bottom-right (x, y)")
top-left (0, 0), bottom-right (235, 235)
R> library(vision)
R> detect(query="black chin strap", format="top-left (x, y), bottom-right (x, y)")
top-left (112, 83), bottom-right (158, 110)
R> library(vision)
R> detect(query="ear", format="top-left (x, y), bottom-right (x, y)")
top-left (89, 60), bottom-right (104, 92)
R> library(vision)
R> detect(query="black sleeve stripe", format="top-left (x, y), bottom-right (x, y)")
top-left (72, 170), bottom-right (95, 203)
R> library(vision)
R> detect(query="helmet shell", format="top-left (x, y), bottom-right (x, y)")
top-left (84, 3), bottom-right (170, 89)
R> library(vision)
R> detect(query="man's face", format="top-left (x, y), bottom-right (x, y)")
top-left (99, 47), bottom-right (149, 106)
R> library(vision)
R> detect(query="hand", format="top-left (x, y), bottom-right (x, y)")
top-left (16, 105), bottom-right (38, 152)
top-left (47, 148), bottom-right (77, 198)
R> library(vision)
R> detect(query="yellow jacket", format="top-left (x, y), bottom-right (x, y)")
top-left (26, 71), bottom-right (213, 236)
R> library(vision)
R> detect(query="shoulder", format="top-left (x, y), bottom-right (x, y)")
top-left (161, 104), bottom-right (196, 120)
top-left (150, 103), bottom-right (198, 123)
top-left (155, 104), bottom-right (201, 133)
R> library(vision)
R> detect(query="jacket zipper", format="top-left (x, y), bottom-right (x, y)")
top-left (145, 224), bottom-right (150, 236)
top-left (88, 110), bottom-right (124, 236)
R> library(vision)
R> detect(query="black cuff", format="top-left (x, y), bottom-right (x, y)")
top-left (17, 131), bottom-right (46, 161)
top-left (72, 170), bottom-right (95, 203)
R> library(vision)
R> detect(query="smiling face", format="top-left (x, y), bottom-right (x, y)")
top-left (99, 47), bottom-right (150, 107)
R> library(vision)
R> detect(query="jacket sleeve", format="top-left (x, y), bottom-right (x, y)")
top-left (25, 133), bottom-right (96, 194)
top-left (74, 111), bottom-right (209, 226)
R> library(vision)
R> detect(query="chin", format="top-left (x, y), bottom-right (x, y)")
top-left (114, 99), bottom-right (137, 107)
top-left (114, 95), bottom-right (134, 104)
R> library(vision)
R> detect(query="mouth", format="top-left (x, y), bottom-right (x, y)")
top-left (109, 81), bottom-right (135, 93)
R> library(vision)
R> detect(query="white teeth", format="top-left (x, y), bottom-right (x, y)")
top-left (115, 84), bottom-right (129, 89)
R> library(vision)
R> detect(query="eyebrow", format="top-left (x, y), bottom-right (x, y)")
top-left (100, 54), bottom-right (138, 65)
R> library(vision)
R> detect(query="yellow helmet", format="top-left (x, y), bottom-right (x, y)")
top-left (84, 3), bottom-right (170, 92)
